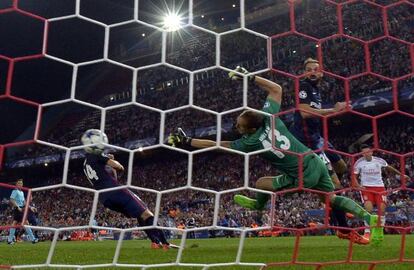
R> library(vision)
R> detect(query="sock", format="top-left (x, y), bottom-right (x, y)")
top-left (138, 217), bottom-right (159, 243)
top-left (255, 193), bottom-right (270, 210)
top-left (144, 216), bottom-right (169, 245)
top-left (8, 228), bottom-right (16, 243)
top-left (331, 196), bottom-right (371, 224)
top-left (25, 227), bottom-right (35, 241)
top-left (17, 228), bottom-right (25, 238)
top-left (381, 215), bottom-right (386, 227)
top-left (155, 229), bottom-right (169, 245)
top-left (331, 208), bottom-right (349, 233)
top-left (145, 230), bottom-right (159, 244)
top-left (364, 220), bottom-right (370, 234)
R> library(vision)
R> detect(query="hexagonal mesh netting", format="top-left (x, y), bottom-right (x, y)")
top-left (0, 0), bottom-right (413, 269)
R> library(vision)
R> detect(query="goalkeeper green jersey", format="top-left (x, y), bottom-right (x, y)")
top-left (230, 98), bottom-right (313, 178)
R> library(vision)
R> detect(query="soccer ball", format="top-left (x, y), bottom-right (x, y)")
top-left (81, 129), bottom-right (108, 154)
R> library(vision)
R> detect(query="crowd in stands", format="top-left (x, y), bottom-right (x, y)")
top-left (1, 0), bottom-right (414, 240)
top-left (1, 115), bottom-right (413, 240)
top-left (342, 1), bottom-right (384, 41)
top-left (387, 3), bottom-right (414, 43)
top-left (2, 0), bottom-right (410, 159)
top-left (294, 0), bottom-right (338, 39)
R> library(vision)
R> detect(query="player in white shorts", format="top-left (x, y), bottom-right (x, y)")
top-left (353, 144), bottom-right (409, 238)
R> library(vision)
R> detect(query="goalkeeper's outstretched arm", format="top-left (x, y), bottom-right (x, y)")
top-left (168, 67), bottom-right (282, 150)
top-left (167, 130), bottom-right (231, 149)
top-left (228, 66), bottom-right (282, 104)
top-left (190, 139), bottom-right (231, 149)
top-left (254, 76), bottom-right (282, 104)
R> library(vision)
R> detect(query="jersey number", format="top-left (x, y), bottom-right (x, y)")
top-left (84, 164), bottom-right (99, 181)
top-left (262, 129), bottom-right (291, 158)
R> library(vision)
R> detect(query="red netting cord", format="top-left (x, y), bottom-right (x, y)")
top-left (0, 145), bottom-right (3, 171)
top-left (4, 60), bottom-right (13, 96)
top-left (0, 2), bottom-right (45, 269)
top-left (265, 0), bottom-right (414, 269)
top-left (0, 0), bottom-right (413, 269)
top-left (0, 0), bottom-right (44, 170)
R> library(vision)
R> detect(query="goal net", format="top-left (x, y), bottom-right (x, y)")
top-left (0, 0), bottom-right (413, 269)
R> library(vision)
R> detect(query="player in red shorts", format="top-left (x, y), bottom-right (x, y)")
top-left (353, 144), bottom-right (409, 239)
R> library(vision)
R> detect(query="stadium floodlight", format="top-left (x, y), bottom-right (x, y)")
top-left (163, 13), bottom-right (183, 32)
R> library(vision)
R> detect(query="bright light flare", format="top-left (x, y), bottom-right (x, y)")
top-left (163, 13), bottom-right (183, 32)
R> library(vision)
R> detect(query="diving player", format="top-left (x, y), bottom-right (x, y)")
top-left (168, 67), bottom-right (383, 245)
top-left (81, 131), bottom-right (178, 250)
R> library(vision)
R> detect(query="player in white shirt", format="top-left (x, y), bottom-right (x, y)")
top-left (353, 144), bottom-right (409, 238)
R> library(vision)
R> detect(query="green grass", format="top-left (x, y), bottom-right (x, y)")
top-left (0, 235), bottom-right (413, 269)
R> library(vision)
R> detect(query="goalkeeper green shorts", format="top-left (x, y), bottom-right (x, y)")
top-left (272, 154), bottom-right (334, 192)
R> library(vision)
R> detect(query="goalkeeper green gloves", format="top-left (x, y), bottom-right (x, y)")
top-left (228, 66), bottom-right (255, 82)
top-left (168, 128), bottom-right (192, 147)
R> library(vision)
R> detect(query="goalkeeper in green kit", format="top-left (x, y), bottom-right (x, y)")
top-left (168, 67), bottom-right (384, 245)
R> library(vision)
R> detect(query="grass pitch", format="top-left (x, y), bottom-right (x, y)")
top-left (0, 235), bottom-right (413, 269)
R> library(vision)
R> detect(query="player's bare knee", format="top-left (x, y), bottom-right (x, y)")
top-left (333, 160), bottom-right (347, 175)
top-left (140, 209), bottom-right (153, 221)
top-left (330, 174), bottom-right (342, 189)
top-left (379, 203), bottom-right (386, 213)
top-left (364, 202), bottom-right (373, 212)
top-left (256, 177), bottom-right (273, 191)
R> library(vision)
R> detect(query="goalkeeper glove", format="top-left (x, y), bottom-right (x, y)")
top-left (168, 128), bottom-right (192, 147)
top-left (228, 66), bottom-right (255, 82)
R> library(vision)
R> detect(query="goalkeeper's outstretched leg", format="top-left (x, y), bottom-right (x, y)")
top-left (233, 165), bottom-right (382, 245)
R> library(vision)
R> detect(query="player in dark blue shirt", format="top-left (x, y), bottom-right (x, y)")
top-left (82, 129), bottom-right (177, 250)
top-left (290, 58), bottom-right (348, 186)
top-left (289, 58), bottom-right (368, 243)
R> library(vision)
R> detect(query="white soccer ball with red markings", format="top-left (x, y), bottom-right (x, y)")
top-left (81, 129), bottom-right (108, 154)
